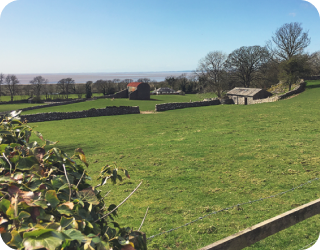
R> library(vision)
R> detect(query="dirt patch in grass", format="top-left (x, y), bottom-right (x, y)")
top-left (140, 110), bottom-right (158, 114)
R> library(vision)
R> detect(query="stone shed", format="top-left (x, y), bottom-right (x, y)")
top-left (127, 82), bottom-right (150, 100)
top-left (227, 88), bottom-right (272, 105)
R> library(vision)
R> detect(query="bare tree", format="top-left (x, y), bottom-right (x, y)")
top-left (57, 78), bottom-right (75, 99)
top-left (278, 54), bottom-right (312, 90)
top-left (94, 80), bottom-right (115, 95)
top-left (122, 79), bottom-right (134, 84)
top-left (137, 78), bottom-right (151, 83)
top-left (0, 73), bottom-right (4, 100)
top-left (30, 76), bottom-right (48, 99)
top-left (5, 75), bottom-right (19, 101)
top-left (269, 22), bottom-right (311, 61)
top-left (196, 51), bottom-right (227, 97)
top-left (224, 46), bottom-right (270, 88)
top-left (309, 51), bottom-right (320, 75)
top-left (76, 84), bottom-right (86, 98)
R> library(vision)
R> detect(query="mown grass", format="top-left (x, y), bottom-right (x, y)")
top-left (21, 93), bottom-right (217, 114)
top-left (24, 81), bottom-right (320, 250)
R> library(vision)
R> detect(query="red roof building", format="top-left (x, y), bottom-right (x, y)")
top-left (127, 82), bottom-right (150, 100)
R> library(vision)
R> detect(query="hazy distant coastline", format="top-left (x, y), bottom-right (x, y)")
top-left (13, 71), bottom-right (194, 84)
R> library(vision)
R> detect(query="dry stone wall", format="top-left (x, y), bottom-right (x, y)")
top-left (252, 82), bottom-right (306, 104)
top-left (19, 106), bottom-right (140, 123)
top-left (155, 99), bottom-right (221, 111)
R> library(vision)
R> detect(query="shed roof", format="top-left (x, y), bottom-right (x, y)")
top-left (127, 82), bottom-right (142, 87)
top-left (227, 87), bottom-right (264, 97)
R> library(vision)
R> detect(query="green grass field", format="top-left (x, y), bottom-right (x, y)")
top-left (21, 93), bottom-right (217, 114)
top-left (20, 81), bottom-right (320, 249)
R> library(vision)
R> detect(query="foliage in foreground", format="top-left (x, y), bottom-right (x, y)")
top-left (0, 111), bottom-right (146, 250)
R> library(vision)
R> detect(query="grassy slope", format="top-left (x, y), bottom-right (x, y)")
top-left (26, 81), bottom-right (320, 250)
top-left (21, 93), bottom-right (217, 114)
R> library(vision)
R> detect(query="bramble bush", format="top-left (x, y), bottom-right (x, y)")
top-left (0, 111), bottom-right (146, 250)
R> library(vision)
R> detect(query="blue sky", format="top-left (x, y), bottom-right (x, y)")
top-left (0, 0), bottom-right (319, 74)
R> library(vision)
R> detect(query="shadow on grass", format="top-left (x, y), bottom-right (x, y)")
top-left (306, 84), bottom-right (320, 89)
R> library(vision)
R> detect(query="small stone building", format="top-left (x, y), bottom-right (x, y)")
top-left (227, 88), bottom-right (272, 105)
top-left (152, 87), bottom-right (177, 95)
top-left (127, 82), bottom-right (150, 100)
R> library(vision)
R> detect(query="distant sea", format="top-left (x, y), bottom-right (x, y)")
top-left (14, 71), bottom-right (194, 84)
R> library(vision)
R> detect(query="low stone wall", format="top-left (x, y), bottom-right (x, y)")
top-left (278, 81), bottom-right (306, 100)
top-left (251, 82), bottom-right (306, 104)
top-left (20, 106), bottom-right (140, 123)
top-left (155, 99), bottom-right (221, 112)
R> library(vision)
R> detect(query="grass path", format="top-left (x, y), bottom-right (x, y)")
top-left (26, 81), bottom-right (320, 249)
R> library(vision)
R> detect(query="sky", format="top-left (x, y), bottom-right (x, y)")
top-left (0, 0), bottom-right (319, 74)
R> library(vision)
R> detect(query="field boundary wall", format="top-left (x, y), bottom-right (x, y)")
top-left (19, 106), bottom-right (140, 122)
top-left (251, 82), bottom-right (306, 104)
top-left (155, 99), bottom-right (221, 111)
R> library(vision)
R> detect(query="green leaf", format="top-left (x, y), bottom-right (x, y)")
top-left (60, 216), bottom-right (74, 228)
top-left (7, 230), bottom-right (23, 249)
top-left (28, 179), bottom-right (43, 191)
top-left (86, 221), bottom-right (93, 229)
top-left (62, 229), bottom-right (85, 243)
top-left (33, 200), bottom-right (48, 209)
top-left (45, 190), bottom-right (60, 209)
top-left (79, 188), bottom-right (99, 205)
top-left (18, 211), bottom-right (31, 220)
top-left (105, 227), bottom-right (116, 239)
top-left (23, 231), bottom-right (64, 250)
top-left (92, 237), bottom-right (101, 244)
top-left (58, 183), bottom-right (70, 191)
top-left (57, 205), bottom-right (72, 216)
top-left (51, 176), bottom-right (64, 189)
top-left (37, 208), bottom-right (54, 222)
top-left (45, 222), bottom-right (62, 230)
top-left (0, 199), bottom-right (10, 213)
top-left (0, 158), bottom-right (9, 169)
top-left (16, 156), bottom-right (38, 170)
top-left (23, 228), bottom-right (55, 238)
top-left (6, 204), bottom-right (15, 219)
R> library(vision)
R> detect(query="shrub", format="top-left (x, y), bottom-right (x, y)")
top-left (0, 111), bottom-right (146, 250)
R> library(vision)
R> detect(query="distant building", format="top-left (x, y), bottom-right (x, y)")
top-left (227, 88), bottom-right (272, 105)
top-left (152, 87), bottom-right (178, 95)
top-left (127, 82), bottom-right (150, 100)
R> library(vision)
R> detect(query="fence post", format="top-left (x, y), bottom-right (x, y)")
top-left (199, 198), bottom-right (320, 250)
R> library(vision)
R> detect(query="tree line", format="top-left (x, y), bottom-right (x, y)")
top-left (193, 22), bottom-right (320, 97)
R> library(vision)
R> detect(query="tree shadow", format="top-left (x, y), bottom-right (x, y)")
top-left (306, 84), bottom-right (320, 89)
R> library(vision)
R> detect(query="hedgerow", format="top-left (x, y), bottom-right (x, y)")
top-left (0, 111), bottom-right (146, 250)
